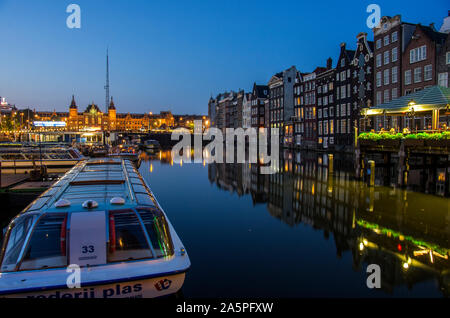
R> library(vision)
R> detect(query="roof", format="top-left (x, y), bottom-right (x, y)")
top-left (22, 158), bottom-right (157, 214)
top-left (419, 25), bottom-right (447, 44)
top-left (253, 83), bottom-right (269, 98)
top-left (85, 103), bottom-right (101, 114)
top-left (365, 85), bottom-right (450, 115)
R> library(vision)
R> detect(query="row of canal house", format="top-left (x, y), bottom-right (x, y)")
top-left (208, 13), bottom-right (450, 151)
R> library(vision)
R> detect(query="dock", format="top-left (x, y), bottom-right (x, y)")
top-left (355, 138), bottom-right (450, 196)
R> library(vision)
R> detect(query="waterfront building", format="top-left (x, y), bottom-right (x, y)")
top-left (32, 95), bottom-right (178, 133)
top-left (399, 25), bottom-right (447, 131)
top-left (295, 67), bottom-right (324, 149)
top-left (242, 92), bottom-right (252, 129)
top-left (208, 96), bottom-right (217, 128)
top-left (316, 58), bottom-right (335, 149)
top-left (373, 15), bottom-right (416, 108)
top-left (402, 25), bottom-right (447, 95)
top-left (437, 32), bottom-right (450, 88)
top-left (268, 66), bottom-right (297, 147)
top-left (335, 43), bottom-right (356, 149)
top-left (437, 12), bottom-right (450, 89)
top-left (352, 33), bottom-right (375, 133)
top-left (235, 90), bottom-right (245, 129)
top-left (250, 83), bottom-right (269, 129)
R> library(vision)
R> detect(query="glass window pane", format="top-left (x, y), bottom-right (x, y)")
top-left (137, 209), bottom-right (174, 258)
top-left (1, 215), bottom-right (36, 272)
top-left (108, 210), bottom-right (152, 262)
top-left (20, 214), bottom-right (68, 271)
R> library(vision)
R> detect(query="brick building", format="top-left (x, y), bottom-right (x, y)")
top-left (268, 66), bottom-right (297, 147)
top-left (316, 58), bottom-right (335, 149)
top-left (250, 83), bottom-right (269, 129)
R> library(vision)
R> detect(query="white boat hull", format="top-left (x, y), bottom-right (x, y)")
top-left (3, 273), bottom-right (185, 299)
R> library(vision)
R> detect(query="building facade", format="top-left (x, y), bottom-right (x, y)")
top-left (373, 16), bottom-right (415, 109)
top-left (250, 83), bottom-right (269, 129)
top-left (268, 66), bottom-right (297, 147)
top-left (31, 96), bottom-right (183, 133)
top-left (316, 59), bottom-right (335, 149)
top-left (352, 33), bottom-right (375, 132)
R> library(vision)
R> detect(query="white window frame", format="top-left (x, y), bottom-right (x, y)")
top-left (424, 64), bottom-right (432, 81)
top-left (405, 70), bottom-right (412, 86)
top-left (414, 67), bottom-right (422, 83)
top-left (392, 66), bottom-right (398, 84)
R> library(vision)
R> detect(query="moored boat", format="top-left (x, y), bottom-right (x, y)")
top-left (0, 158), bottom-right (190, 298)
top-left (143, 140), bottom-right (161, 152)
top-left (0, 144), bottom-right (84, 173)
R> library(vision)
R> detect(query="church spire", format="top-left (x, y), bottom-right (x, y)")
top-left (70, 95), bottom-right (77, 108)
top-left (109, 96), bottom-right (115, 109)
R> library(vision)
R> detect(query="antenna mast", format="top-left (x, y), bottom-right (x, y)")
top-left (105, 48), bottom-right (110, 113)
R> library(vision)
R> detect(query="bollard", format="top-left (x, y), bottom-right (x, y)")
top-left (328, 154), bottom-right (334, 176)
top-left (368, 160), bottom-right (375, 187)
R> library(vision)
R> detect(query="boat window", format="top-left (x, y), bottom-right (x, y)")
top-left (137, 209), bottom-right (174, 258)
top-left (108, 210), bottom-right (153, 262)
top-left (132, 183), bottom-right (148, 193)
top-left (26, 196), bottom-right (50, 212)
top-left (135, 193), bottom-right (155, 206)
top-left (1, 215), bottom-right (36, 272)
top-left (19, 214), bottom-right (68, 271)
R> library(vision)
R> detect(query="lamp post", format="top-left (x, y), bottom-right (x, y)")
top-left (407, 100), bottom-right (416, 132)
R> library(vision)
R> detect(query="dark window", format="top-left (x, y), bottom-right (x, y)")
top-left (20, 214), bottom-right (67, 271)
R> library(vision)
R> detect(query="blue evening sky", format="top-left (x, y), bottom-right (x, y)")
top-left (0, 0), bottom-right (447, 115)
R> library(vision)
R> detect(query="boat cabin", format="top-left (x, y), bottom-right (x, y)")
top-left (0, 158), bottom-right (174, 273)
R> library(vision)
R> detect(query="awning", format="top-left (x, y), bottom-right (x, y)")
top-left (362, 86), bottom-right (450, 116)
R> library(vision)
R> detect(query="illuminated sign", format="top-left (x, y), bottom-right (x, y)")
top-left (33, 121), bottom-right (67, 127)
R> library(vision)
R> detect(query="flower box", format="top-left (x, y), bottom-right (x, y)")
top-left (425, 139), bottom-right (445, 147)
top-left (404, 139), bottom-right (424, 147)
top-left (359, 139), bottom-right (378, 147)
top-left (380, 139), bottom-right (400, 147)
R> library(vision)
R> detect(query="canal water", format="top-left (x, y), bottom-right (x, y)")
top-left (139, 150), bottom-right (449, 298)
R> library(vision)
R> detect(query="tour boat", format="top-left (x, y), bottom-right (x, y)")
top-left (89, 144), bottom-right (109, 158)
top-left (0, 144), bottom-right (84, 173)
top-left (0, 158), bottom-right (190, 298)
top-left (109, 145), bottom-right (140, 166)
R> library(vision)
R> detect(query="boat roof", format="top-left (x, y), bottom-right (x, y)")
top-left (21, 158), bottom-right (156, 215)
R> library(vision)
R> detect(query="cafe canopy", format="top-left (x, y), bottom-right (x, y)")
top-left (361, 85), bottom-right (450, 130)
top-left (362, 86), bottom-right (450, 116)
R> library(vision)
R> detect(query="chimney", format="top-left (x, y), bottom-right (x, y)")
top-left (326, 57), bottom-right (332, 70)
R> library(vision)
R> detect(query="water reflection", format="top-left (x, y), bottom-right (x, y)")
top-left (142, 149), bottom-right (449, 297)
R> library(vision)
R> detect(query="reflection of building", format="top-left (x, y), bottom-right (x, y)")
top-left (207, 150), bottom-right (449, 296)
